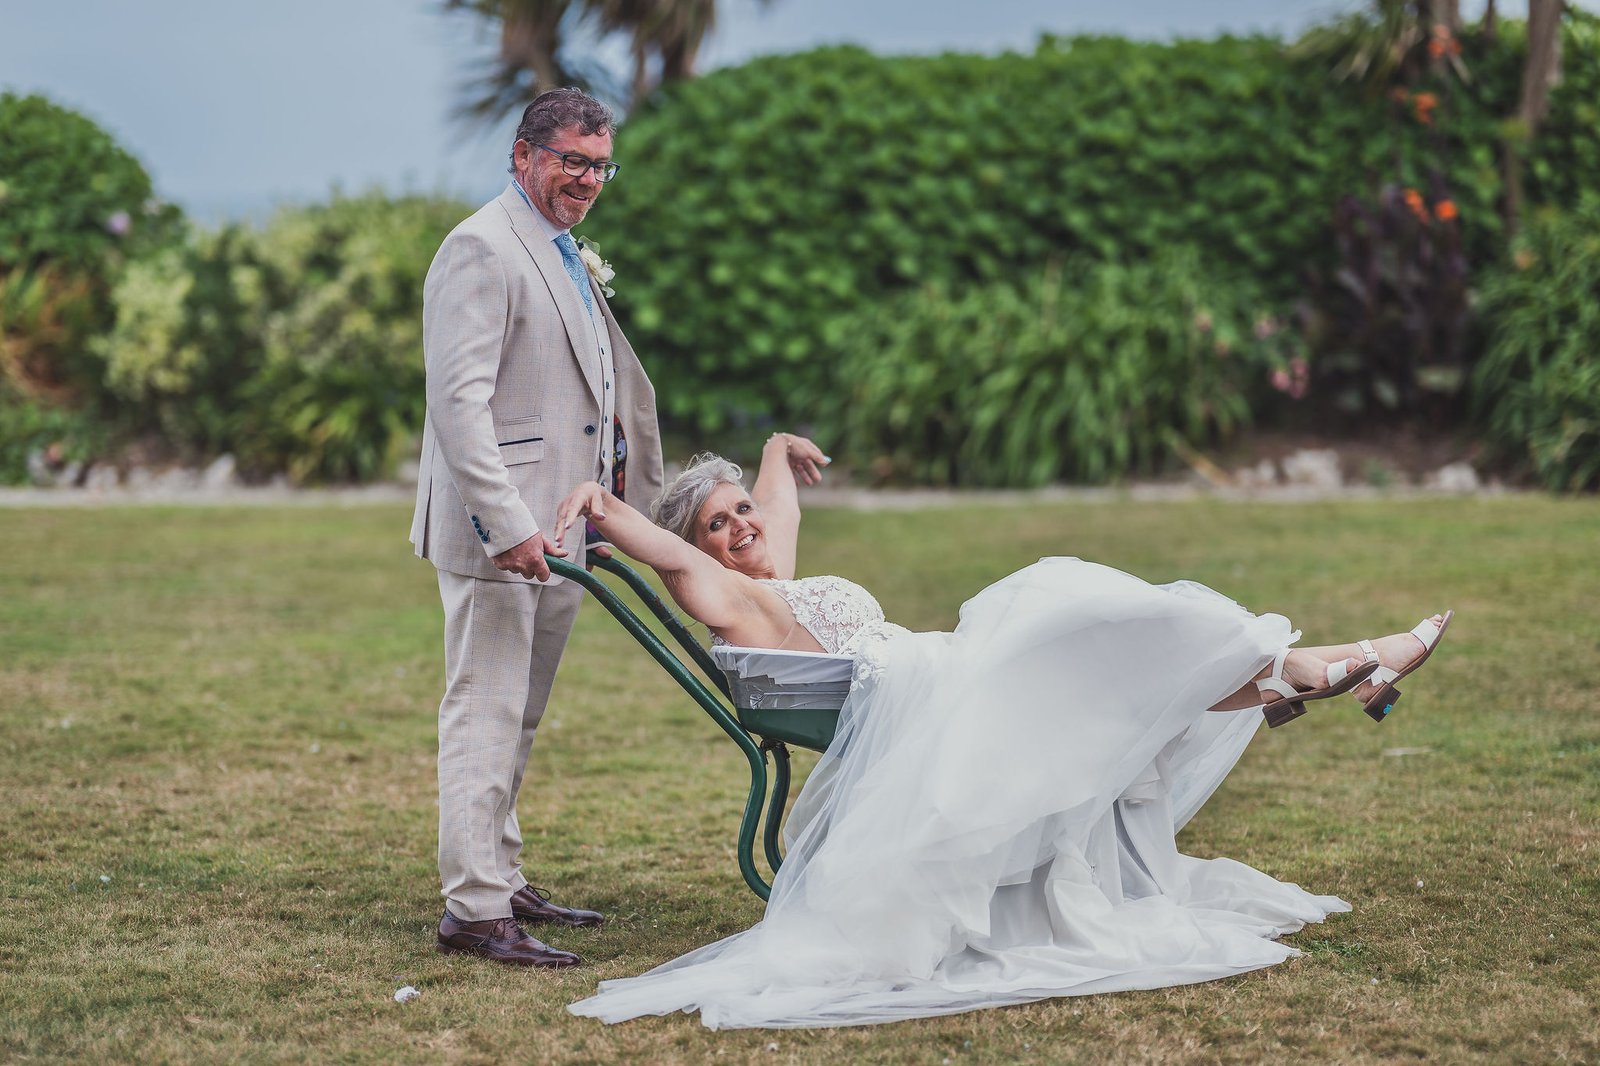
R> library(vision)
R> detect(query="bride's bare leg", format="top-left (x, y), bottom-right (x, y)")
top-left (1296, 614), bottom-right (1446, 702)
top-left (1207, 651), bottom-right (1365, 712)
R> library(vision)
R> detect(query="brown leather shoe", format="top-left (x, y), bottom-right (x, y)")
top-left (510, 884), bottom-right (605, 928)
top-left (436, 910), bottom-right (581, 968)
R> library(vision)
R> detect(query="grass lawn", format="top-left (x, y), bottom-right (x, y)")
top-left (1, 495), bottom-right (1596, 1064)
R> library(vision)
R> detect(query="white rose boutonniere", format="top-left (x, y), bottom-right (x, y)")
top-left (575, 236), bottom-right (616, 298)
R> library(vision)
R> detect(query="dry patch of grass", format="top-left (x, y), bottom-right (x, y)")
top-left (1, 496), bottom-right (1596, 1064)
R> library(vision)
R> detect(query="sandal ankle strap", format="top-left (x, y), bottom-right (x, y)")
top-left (1256, 649), bottom-right (1298, 700)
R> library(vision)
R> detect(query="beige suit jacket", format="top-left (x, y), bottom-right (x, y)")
top-left (410, 184), bottom-right (663, 581)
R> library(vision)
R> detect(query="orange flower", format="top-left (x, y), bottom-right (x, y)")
top-left (1435, 199), bottom-right (1459, 222)
top-left (1402, 187), bottom-right (1431, 223)
top-left (1413, 91), bottom-right (1439, 125)
top-left (1429, 24), bottom-right (1458, 59)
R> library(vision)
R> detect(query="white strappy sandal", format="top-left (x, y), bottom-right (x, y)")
top-left (1355, 610), bottom-right (1454, 722)
top-left (1258, 651), bottom-right (1383, 729)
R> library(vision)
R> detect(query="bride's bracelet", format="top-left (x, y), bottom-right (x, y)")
top-left (767, 432), bottom-right (791, 453)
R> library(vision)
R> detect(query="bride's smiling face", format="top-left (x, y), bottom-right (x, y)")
top-left (694, 482), bottom-right (771, 577)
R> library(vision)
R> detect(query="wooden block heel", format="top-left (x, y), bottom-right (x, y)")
top-left (1263, 700), bottom-right (1308, 729)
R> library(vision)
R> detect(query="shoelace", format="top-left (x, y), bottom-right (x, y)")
top-left (486, 916), bottom-right (529, 943)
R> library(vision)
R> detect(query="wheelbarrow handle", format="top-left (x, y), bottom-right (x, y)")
top-left (589, 554), bottom-right (731, 699)
top-left (545, 552), bottom-right (778, 899)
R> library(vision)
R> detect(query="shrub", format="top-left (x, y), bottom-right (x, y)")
top-left (0, 92), bottom-right (182, 400)
top-left (1519, 10), bottom-right (1600, 215)
top-left (91, 227), bottom-right (285, 461)
top-left (0, 267), bottom-right (101, 403)
top-left (239, 193), bottom-right (471, 483)
top-left (1276, 11), bottom-right (1600, 431)
top-left (0, 379), bottom-right (104, 485)
top-left (1473, 198), bottom-right (1600, 491)
top-left (90, 192), bottom-right (469, 482)
top-left (813, 251), bottom-right (1287, 487)
top-left (1296, 182), bottom-right (1472, 424)
top-left (0, 92), bottom-right (178, 275)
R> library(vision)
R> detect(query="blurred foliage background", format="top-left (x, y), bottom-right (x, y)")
top-left (2, 4), bottom-right (1598, 489)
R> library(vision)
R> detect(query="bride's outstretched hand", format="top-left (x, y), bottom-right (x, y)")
top-left (774, 432), bottom-right (831, 486)
top-left (555, 480), bottom-right (607, 549)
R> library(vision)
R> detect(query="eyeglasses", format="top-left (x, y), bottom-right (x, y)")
top-left (534, 143), bottom-right (620, 183)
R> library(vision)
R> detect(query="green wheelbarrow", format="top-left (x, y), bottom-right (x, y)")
top-left (546, 553), bottom-right (853, 900)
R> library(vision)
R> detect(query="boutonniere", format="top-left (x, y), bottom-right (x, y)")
top-left (575, 236), bottom-right (616, 298)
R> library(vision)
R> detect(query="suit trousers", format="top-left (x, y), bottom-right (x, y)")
top-left (436, 569), bottom-right (583, 920)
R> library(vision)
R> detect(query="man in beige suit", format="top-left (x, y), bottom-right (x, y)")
top-left (411, 88), bottom-right (663, 967)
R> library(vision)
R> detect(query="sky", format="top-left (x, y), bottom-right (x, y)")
top-left (0, 0), bottom-right (1556, 222)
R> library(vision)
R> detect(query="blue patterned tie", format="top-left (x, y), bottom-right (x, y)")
top-left (553, 232), bottom-right (594, 317)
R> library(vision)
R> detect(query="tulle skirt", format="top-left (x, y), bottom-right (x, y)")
top-left (570, 558), bottom-right (1350, 1029)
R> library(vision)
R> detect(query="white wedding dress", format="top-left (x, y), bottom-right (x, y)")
top-left (569, 557), bottom-right (1350, 1029)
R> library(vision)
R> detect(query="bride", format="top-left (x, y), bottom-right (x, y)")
top-left (553, 433), bottom-right (1452, 1029)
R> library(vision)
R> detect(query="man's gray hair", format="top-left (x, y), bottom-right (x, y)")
top-left (511, 88), bottom-right (615, 164)
top-left (652, 453), bottom-right (745, 545)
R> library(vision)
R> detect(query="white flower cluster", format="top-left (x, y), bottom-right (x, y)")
top-left (576, 241), bottom-right (616, 298)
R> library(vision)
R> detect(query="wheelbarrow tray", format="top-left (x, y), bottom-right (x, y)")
top-left (711, 645), bottom-right (853, 752)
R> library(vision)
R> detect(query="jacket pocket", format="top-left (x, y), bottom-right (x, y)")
top-left (497, 416), bottom-right (545, 467)
top-left (496, 413), bottom-right (541, 432)
top-left (492, 416), bottom-right (544, 464)
top-left (499, 438), bottom-right (544, 466)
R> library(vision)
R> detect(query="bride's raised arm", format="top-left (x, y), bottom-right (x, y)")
top-left (553, 481), bottom-right (754, 632)
top-left (751, 432), bottom-right (829, 580)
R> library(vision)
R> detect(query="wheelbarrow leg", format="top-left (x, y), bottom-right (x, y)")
top-left (762, 741), bottom-right (791, 877)
top-left (737, 746), bottom-right (773, 900)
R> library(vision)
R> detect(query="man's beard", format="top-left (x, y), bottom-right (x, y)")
top-left (548, 185), bottom-right (592, 227)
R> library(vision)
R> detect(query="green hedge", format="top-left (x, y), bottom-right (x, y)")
top-left (815, 250), bottom-right (1286, 486)
top-left (11, 15), bottom-right (1600, 488)
top-left (596, 18), bottom-right (1600, 438)
top-left (1474, 197), bottom-right (1600, 490)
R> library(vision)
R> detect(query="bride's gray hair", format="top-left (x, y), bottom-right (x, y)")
top-left (652, 452), bottom-right (746, 544)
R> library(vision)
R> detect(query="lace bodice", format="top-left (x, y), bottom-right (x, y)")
top-left (764, 575), bottom-right (887, 654)
top-left (713, 574), bottom-right (902, 656)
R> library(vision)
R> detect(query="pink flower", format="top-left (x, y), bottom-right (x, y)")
top-left (1253, 315), bottom-right (1280, 340)
top-left (1287, 356), bottom-right (1310, 399)
top-left (1271, 368), bottom-right (1292, 393)
top-left (105, 211), bottom-right (131, 236)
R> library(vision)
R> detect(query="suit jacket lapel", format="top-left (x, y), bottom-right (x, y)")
top-left (498, 185), bottom-right (602, 407)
